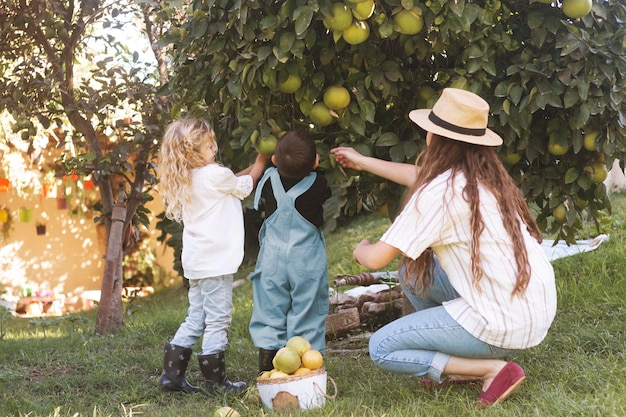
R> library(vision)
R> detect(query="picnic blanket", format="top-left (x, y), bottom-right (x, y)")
top-left (540, 234), bottom-right (610, 261)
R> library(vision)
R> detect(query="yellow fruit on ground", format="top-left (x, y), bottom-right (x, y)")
top-left (213, 406), bottom-right (240, 417)
top-left (309, 102), bottom-right (335, 127)
top-left (561, 0), bottom-right (592, 19)
top-left (301, 349), bottom-right (323, 370)
top-left (286, 336), bottom-right (312, 356)
top-left (278, 74), bottom-right (302, 94)
top-left (342, 21), bottom-right (370, 45)
top-left (394, 9), bottom-right (424, 35)
top-left (323, 86), bottom-right (351, 110)
top-left (323, 3), bottom-right (353, 32)
top-left (273, 347), bottom-right (301, 374)
top-left (352, 0), bottom-right (375, 20)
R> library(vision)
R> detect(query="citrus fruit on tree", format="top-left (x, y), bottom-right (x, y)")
top-left (278, 74), bottom-right (302, 94)
top-left (323, 86), bottom-right (351, 110)
top-left (588, 162), bottom-right (608, 183)
top-left (351, 0), bottom-right (375, 20)
top-left (255, 134), bottom-right (278, 156)
top-left (273, 347), bottom-right (301, 374)
top-left (323, 3), bottom-right (353, 31)
top-left (583, 130), bottom-right (600, 151)
top-left (342, 21), bottom-right (370, 45)
top-left (502, 152), bottom-right (522, 165)
top-left (213, 406), bottom-right (240, 417)
top-left (394, 9), bottom-right (424, 35)
top-left (561, 0), bottom-right (592, 18)
top-left (301, 349), bottom-right (323, 370)
top-left (285, 336), bottom-right (311, 356)
top-left (552, 203), bottom-right (567, 223)
top-left (309, 102), bottom-right (335, 127)
top-left (548, 131), bottom-right (568, 156)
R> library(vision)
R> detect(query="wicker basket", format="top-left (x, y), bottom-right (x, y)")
top-left (256, 367), bottom-right (331, 411)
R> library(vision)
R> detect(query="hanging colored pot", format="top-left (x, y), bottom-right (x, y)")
top-left (18, 207), bottom-right (33, 222)
top-left (0, 178), bottom-right (9, 192)
top-left (0, 208), bottom-right (8, 223)
top-left (36, 224), bottom-right (47, 235)
top-left (56, 197), bottom-right (68, 210)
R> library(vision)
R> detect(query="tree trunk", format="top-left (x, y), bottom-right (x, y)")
top-left (95, 199), bottom-right (127, 334)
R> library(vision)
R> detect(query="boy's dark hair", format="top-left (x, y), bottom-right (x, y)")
top-left (273, 130), bottom-right (317, 179)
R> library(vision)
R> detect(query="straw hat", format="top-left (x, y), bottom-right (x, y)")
top-left (409, 88), bottom-right (503, 146)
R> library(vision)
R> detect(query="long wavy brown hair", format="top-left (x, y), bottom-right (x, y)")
top-left (400, 134), bottom-right (542, 298)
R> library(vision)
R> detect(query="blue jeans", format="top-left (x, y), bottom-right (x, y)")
top-left (171, 275), bottom-right (233, 355)
top-left (369, 262), bottom-right (518, 382)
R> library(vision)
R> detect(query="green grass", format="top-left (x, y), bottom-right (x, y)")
top-left (2, 196), bottom-right (626, 417)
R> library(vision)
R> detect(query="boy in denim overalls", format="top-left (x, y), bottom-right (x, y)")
top-left (249, 130), bottom-right (331, 373)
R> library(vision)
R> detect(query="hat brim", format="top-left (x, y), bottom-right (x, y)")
top-left (409, 109), bottom-right (503, 146)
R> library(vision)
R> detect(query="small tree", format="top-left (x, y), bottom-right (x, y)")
top-left (163, 0), bottom-right (626, 242)
top-left (0, 0), bottom-right (171, 334)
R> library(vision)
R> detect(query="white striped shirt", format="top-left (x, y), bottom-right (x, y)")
top-left (381, 170), bottom-right (557, 349)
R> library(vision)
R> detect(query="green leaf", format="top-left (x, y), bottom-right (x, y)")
top-left (564, 167), bottom-right (579, 184)
top-left (376, 132), bottom-right (400, 147)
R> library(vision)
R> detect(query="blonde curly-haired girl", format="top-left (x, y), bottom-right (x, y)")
top-left (157, 118), bottom-right (268, 395)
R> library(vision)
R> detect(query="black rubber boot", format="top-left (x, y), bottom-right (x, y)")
top-left (258, 349), bottom-right (278, 373)
top-left (158, 343), bottom-right (199, 393)
top-left (198, 351), bottom-right (247, 394)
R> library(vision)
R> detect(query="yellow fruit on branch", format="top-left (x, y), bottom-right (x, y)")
top-left (323, 86), bottom-right (351, 110)
top-left (342, 21), bottom-right (370, 45)
top-left (323, 3), bottom-right (354, 32)
top-left (394, 9), bottom-right (424, 35)
top-left (309, 102), bottom-right (335, 127)
top-left (278, 74), bottom-right (302, 94)
top-left (255, 134), bottom-right (278, 156)
top-left (552, 203), bottom-right (567, 223)
top-left (561, 0), bottom-right (592, 19)
top-left (588, 162), bottom-right (608, 183)
top-left (583, 130), bottom-right (600, 151)
top-left (352, 0), bottom-right (375, 20)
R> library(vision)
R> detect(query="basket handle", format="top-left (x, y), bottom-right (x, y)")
top-left (313, 376), bottom-right (337, 400)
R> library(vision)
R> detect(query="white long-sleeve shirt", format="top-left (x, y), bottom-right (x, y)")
top-left (381, 170), bottom-right (557, 349)
top-left (181, 164), bottom-right (253, 279)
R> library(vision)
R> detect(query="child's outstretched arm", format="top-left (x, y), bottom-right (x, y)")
top-left (237, 153), bottom-right (270, 185)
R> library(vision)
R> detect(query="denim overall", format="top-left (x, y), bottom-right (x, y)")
top-left (249, 167), bottom-right (329, 352)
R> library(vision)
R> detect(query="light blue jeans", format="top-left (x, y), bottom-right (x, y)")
top-left (369, 261), bottom-right (518, 382)
top-left (171, 275), bottom-right (233, 355)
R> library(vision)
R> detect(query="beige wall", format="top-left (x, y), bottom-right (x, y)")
top-left (0, 183), bottom-right (175, 311)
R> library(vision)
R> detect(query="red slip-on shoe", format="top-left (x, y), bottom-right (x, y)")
top-left (475, 362), bottom-right (525, 407)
